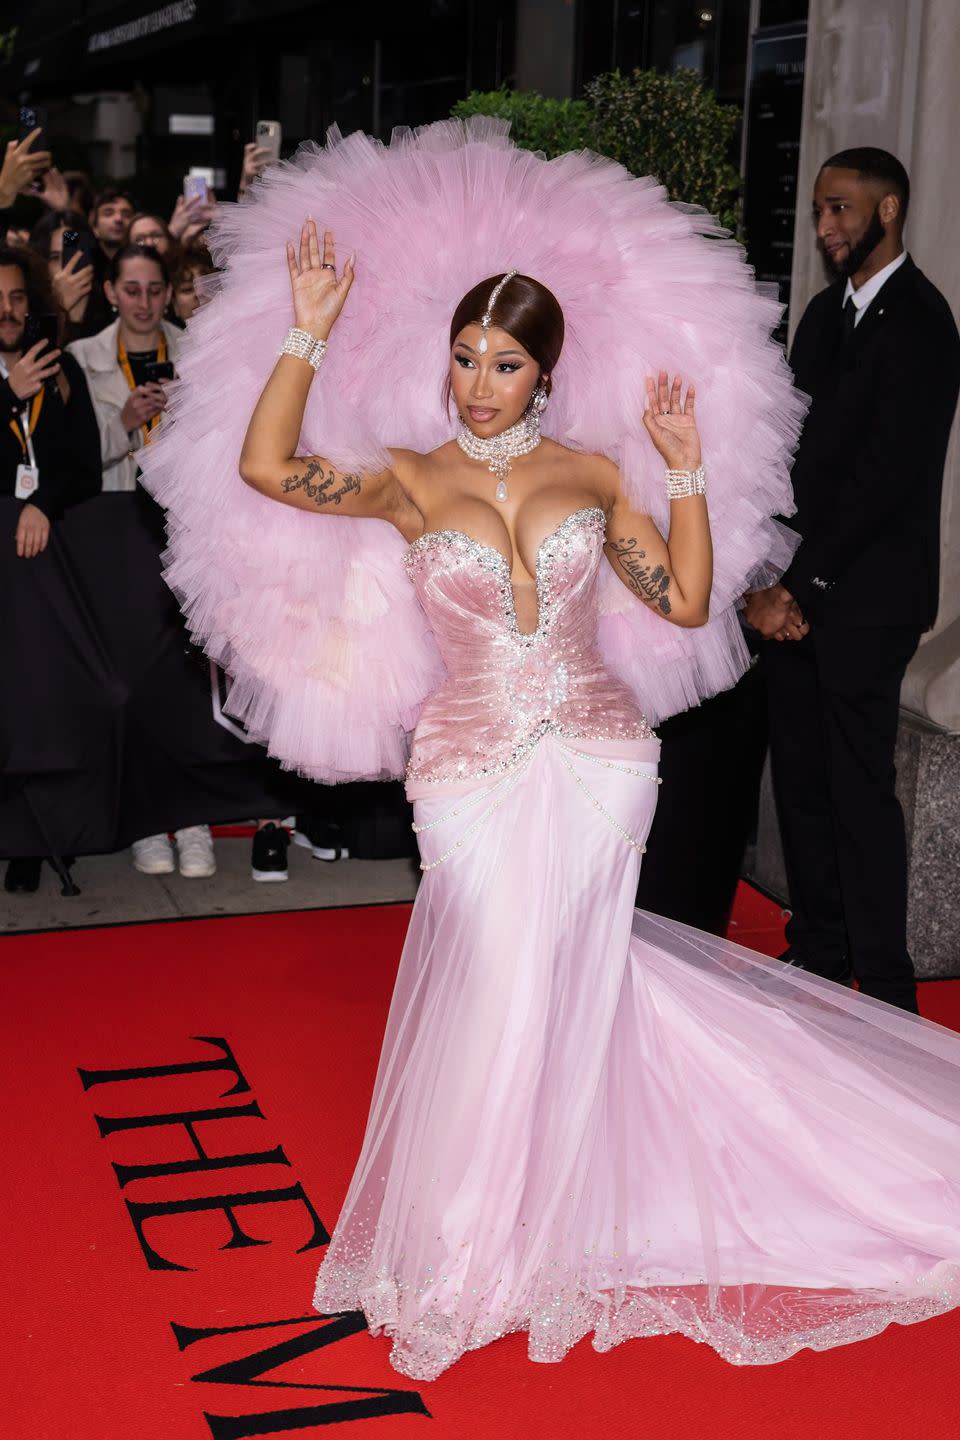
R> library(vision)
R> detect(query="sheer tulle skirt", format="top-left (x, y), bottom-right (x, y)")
top-left (313, 735), bottom-right (960, 1380)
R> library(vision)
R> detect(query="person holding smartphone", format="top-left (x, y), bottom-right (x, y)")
top-left (0, 127), bottom-right (52, 216)
top-left (30, 208), bottom-right (112, 343)
top-left (169, 177), bottom-right (217, 251)
top-left (0, 243), bottom-right (101, 894)
top-left (68, 242), bottom-right (181, 492)
top-left (67, 241), bottom-right (222, 880)
top-left (237, 139), bottom-right (275, 198)
top-left (0, 245), bottom-right (99, 554)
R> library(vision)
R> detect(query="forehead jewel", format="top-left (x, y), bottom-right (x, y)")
top-left (477, 270), bottom-right (518, 353)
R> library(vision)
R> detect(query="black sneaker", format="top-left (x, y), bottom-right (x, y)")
top-left (4, 857), bottom-right (42, 893)
top-left (292, 816), bottom-right (351, 863)
top-left (251, 823), bottom-right (289, 882)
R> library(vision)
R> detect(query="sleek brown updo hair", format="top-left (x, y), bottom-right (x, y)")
top-left (449, 272), bottom-right (564, 395)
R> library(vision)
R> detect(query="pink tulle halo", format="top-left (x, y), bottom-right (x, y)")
top-left (140, 116), bottom-right (804, 782)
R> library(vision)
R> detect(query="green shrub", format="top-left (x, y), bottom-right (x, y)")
top-left (586, 68), bottom-right (741, 232)
top-left (454, 69), bottom-right (742, 234)
top-left (452, 87), bottom-right (592, 159)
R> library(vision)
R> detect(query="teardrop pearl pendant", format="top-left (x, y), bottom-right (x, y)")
top-left (455, 413), bottom-right (542, 503)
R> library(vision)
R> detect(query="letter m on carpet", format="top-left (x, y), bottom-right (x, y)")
top-left (171, 1312), bottom-right (431, 1435)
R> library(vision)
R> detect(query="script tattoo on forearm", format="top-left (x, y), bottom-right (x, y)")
top-left (280, 459), bottom-right (362, 508)
top-left (607, 537), bottom-right (672, 615)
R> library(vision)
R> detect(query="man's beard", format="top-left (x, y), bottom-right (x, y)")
top-left (0, 315), bottom-right (24, 355)
top-left (824, 205), bottom-right (886, 279)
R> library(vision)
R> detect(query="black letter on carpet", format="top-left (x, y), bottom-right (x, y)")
top-left (128, 1185), bottom-right (329, 1271)
top-left (171, 1314), bottom-right (431, 1434)
top-left (79, 1036), bottom-right (253, 1097)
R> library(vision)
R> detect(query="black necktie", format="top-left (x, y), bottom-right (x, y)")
top-left (842, 295), bottom-right (857, 341)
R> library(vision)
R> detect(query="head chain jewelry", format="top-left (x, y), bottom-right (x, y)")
top-left (476, 270), bottom-right (519, 353)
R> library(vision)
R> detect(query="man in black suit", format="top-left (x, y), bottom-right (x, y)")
top-left (745, 148), bottom-right (960, 1012)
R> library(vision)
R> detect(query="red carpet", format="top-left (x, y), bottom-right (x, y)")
top-left (4, 886), bottom-right (960, 1439)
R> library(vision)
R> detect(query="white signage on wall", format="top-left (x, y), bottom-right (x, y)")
top-left (169, 114), bottom-right (215, 136)
top-left (88, 0), bottom-right (198, 54)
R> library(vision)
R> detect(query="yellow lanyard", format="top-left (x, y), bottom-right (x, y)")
top-left (8, 386), bottom-right (44, 460)
top-left (117, 331), bottom-right (167, 445)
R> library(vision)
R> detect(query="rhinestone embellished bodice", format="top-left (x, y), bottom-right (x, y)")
top-left (402, 507), bottom-right (652, 782)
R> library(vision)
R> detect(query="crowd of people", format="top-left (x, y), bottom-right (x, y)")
top-left (1, 121), bottom-right (958, 1033)
top-left (0, 131), bottom-right (397, 895)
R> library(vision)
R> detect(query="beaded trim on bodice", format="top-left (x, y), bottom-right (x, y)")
top-left (404, 506), bottom-right (608, 644)
top-left (402, 507), bottom-right (653, 783)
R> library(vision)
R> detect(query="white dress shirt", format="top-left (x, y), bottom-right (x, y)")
top-left (843, 249), bottom-right (908, 326)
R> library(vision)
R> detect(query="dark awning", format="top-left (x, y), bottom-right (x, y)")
top-left (9, 0), bottom-right (224, 91)
top-left (82, 0), bottom-right (223, 68)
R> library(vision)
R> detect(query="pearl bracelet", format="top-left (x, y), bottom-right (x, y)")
top-left (665, 464), bottom-right (706, 499)
top-left (279, 326), bottom-right (328, 370)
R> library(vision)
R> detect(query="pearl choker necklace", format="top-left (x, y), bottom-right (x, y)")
top-left (456, 414), bottom-right (542, 502)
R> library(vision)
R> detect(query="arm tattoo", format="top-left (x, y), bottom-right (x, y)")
top-left (607, 536), bottom-right (672, 615)
top-left (280, 459), bottom-right (362, 508)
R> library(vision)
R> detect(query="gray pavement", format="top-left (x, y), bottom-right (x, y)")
top-left (1, 835), bottom-right (419, 934)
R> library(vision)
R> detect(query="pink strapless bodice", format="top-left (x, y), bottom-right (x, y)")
top-left (402, 507), bottom-right (653, 783)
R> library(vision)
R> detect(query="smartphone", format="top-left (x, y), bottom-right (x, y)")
top-left (24, 313), bottom-right (60, 355)
top-left (61, 228), bottom-right (99, 272)
top-left (255, 120), bottom-right (282, 164)
top-left (143, 360), bottom-right (175, 383)
top-left (18, 104), bottom-right (49, 152)
top-left (183, 173), bottom-right (209, 204)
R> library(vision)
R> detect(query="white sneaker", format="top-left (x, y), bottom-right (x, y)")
top-left (175, 824), bottom-right (217, 878)
top-left (132, 833), bottom-right (175, 874)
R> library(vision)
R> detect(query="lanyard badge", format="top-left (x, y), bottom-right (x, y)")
top-left (9, 386), bottom-right (44, 499)
top-left (14, 463), bottom-right (40, 500)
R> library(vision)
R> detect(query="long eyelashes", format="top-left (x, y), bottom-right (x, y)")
top-left (453, 354), bottom-right (522, 373)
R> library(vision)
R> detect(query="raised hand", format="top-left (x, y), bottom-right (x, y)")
top-left (238, 143), bottom-right (272, 196)
top-left (169, 192), bottom-right (217, 242)
top-left (0, 130), bottom-right (52, 207)
top-left (36, 165), bottom-right (70, 211)
top-left (7, 340), bottom-right (61, 401)
top-left (642, 371), bottom-right (702, 472)
top-left (52, 250), bottom-right (94, 319)
top-left (285, 221), bottom-right (355, 341)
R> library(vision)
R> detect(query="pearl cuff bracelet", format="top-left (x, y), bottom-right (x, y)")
top-left (665, 465), bottom-right (706, 499)
top-left (280, 326), bottom-right (328, 370)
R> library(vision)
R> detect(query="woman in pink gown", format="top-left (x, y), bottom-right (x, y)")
top-left (141, 121), bottom-right (960, 1383)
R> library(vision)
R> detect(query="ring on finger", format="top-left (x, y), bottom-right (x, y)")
top-left (321, 263), bottom-right (336, 271)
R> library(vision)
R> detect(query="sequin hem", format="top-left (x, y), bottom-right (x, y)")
top-left (314, 1261), bottom-right (960, 1382)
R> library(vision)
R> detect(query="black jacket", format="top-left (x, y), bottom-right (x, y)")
top-left (782, 256), bottom-right (960, 627)
top-left (0, 351), bottom-right (102, 520)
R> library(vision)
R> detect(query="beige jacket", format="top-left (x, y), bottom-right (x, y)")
top-left (68, 318), bottom-right (182, 492)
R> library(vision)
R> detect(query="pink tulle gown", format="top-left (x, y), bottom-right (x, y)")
top-left (312, 506), bottom-right (960, 1381)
